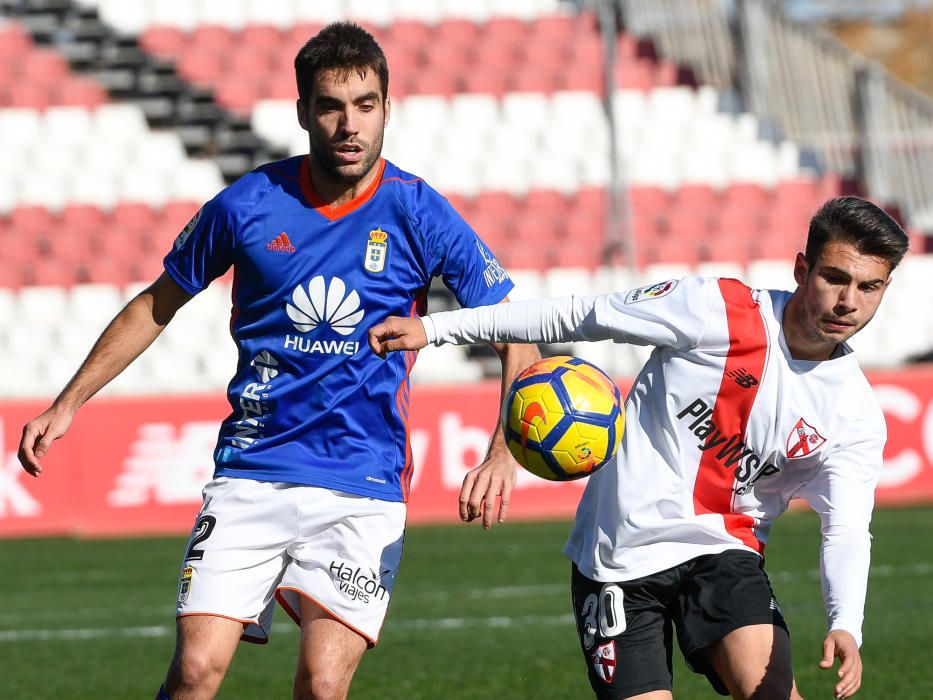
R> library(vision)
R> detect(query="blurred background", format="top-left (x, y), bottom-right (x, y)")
top-left (1, 1), bottom-right (932, 698)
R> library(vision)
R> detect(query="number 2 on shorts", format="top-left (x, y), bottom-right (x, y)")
top-left (184, 515), bottom-right (217, 561)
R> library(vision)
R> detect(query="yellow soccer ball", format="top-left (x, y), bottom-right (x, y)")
top-left (502, 356), bottom-right (624, 481)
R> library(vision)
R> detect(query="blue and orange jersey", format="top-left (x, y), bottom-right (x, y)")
top-left (163, 156), bottom-right (513, 501)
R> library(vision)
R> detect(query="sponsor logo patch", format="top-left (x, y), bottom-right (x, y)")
top-left (286, 276), bottom-right (365, 336)
top-left (591, 640), bottom-right (617, 684)
top-left (250, 350), bottom-right (279, 383)
top-left (624, 279), bottom-right (678, 304)
top-left (178, 566), bottom-right (193, 604)
top-left (677, 398), bottom-right (781, 494)
top-left (727, 367), bottom-right (759, 389)
top-left (364, 228), bottom-right (388, 273)
top-left (786, 418), bottom-right (826, 459)
top-left (330, 560), bottom-right (392, 604)
top-left (475, 239), bottom-right (508, 288)
top-left (267, 232), bottom-right (296, 253)
top-left (173, 208), bottom-right (202, 250)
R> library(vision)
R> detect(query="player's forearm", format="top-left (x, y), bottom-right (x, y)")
top-left (487, 341), bottom-right (541, 455)
top-left (423, 296), bottom-right (605, 346)
top-left (53, 291), bottom-right (174, 412)
top-left (820, 526), bottom-right (872, 647)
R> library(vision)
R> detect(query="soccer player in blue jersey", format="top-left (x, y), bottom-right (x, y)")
top-left (18, 22), bottom-right (538, 700)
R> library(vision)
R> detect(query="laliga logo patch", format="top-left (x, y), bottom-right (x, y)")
top-left (365, 228), bottom-right (388, 273)
top-left (173, 208), bottom-right (202, 250)
top-left (624, 279), bottom-right (678, 304)
top-left (178, 566), bottom-right (194, 604)
top-left (590, 640), bottom-right (617, 684)
top-left (786, 418), bottom-right (826, 459)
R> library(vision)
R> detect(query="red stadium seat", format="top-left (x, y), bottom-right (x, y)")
top-left (61, 204), bottom-right (106, 233)
top-left (713, 204), bottom-right (765, 236)
top-left (56, 77), bottom-right (107, 108)
top-left (112, 202), bottom-right (158, 232)
top-left (574, 187), bottom-right (608, 219)
top-left (509, 66), bottom-right (559, 93)
top-left (616, 60), bottom-right (655, 91)
top-left (675, 184), bottom-right (719, 214)
top-left (214, 78), bottom-right (261, 114)
top-left (139, 27), bottom-right (186, 57)
top-left (286, 24), bottom-right (324, 52)
top-left (564, 208), bottom-right (605, 245)
top-left (523, 190), bottom-right (569, 217)
top-left (531, 16), bottom-right (576, 43)
top-left (702, 233), bottom-right (751, 265)
top-left (0, 24), bottom-right (33, 58)
top-left (6, 82), bottom-right (50, 109)
top-left (10, 206), bottom-right (58, 235)
top-left (240, 25), bottom-right (285, 51)
top-left (662, 206), bottom-right (715, 242)
top-left (458, 70), bottom-right (510, 97)
top-left (628, 186), bottom-right (671, 216)
top-left (23, 258), bottom-right (78, 286)
top-left (725, 182), bottom-right (769, 209)
top-left (20, 49), bottom-right (69, 81)
top-left (388, 19), bottom-right (433, 47)
top-left (774, 178), bottom-right (819, 210)
top-left (190, 25), bottom-right (235, 51)
top-left (482, 17), bottom-right (528, 44)
top-left (474, 191), bottom-right (519, 218)
top-left (644, 234), bottom-right (700, 266)
top-left (408, 71), bottom-right (457, 97)
top-left (520, 42), bottom-right (567, 70)
top-left (435, 19), bottom-right (480, 47)
top-left (176, 48), bottom-right (226, 85)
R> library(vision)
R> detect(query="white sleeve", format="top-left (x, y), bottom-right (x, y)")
top-left (422, 276), bottom-right (715, 350)
top-left (796, 423), bottom-right (884, 648)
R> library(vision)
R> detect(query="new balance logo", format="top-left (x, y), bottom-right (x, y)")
top-left (267, 232), bottom-right (296, 253)
top-left (727, 367), bottom-right (759, 389)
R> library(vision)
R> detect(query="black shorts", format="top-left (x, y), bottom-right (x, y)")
top-left (570, 550), bottom-right (787, 699)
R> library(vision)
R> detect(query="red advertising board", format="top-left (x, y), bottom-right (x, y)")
top-left (2, 368), bottom-right (933, 537)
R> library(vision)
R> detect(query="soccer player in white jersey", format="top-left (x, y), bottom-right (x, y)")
top-left (369, 196), bottom-right (910, 700)
top-left (18, 23), bottom-right (538, 700)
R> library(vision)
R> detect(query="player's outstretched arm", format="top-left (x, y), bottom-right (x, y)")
top-left (819, 629), bottom-right (862, 699)
top-left (460, 337), bottom-right (540, 529)
top-left (368, 316), bottom-right (427, 357)
top-left (18, 272), bottom-right (193, 477)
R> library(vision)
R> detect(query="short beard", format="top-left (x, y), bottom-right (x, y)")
top-left (311, 133), bottom-right (384, 185)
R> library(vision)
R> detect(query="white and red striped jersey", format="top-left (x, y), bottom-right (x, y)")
top-left (422, 276), bottom-right (885, 645)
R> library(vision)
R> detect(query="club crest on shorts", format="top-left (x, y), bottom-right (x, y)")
top-left (624, 279), bottom-right (677, 304)
top-left (786, 418), bottom-right (826, 458)
top-left (590, 640), bottom-right (617, 684)
top-left (178, 566), bottom-right (194, 604)
top-left (364, 228), bottom-right (388, 273)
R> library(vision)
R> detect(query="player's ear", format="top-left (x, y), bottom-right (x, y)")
top-left (297, 99), bottom-right (309, 132)
top-left (793, 252), bottom-right (809, 287)
top-left (384, 95), bottom-right (391, 128)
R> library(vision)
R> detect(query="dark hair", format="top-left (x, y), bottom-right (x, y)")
top-left (294, 22), bottom-right (389, 105)
top-left (806, 196), bottom-right (909, 272)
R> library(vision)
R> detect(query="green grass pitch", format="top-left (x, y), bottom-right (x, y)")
top-left (1, 506), bottom-right (931, 698)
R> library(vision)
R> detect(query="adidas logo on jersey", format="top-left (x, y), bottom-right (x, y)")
top-left (284, 276), bottom-right (366, 356)
top-left (267, 232), bottom-right (296, 253)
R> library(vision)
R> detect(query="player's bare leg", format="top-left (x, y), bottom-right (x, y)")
top-left (164, 615), bottom-right (244, 699)
top-left (705, 624), bottom-right (803, 699)
top-left (293, 597), bottom-right (367, 700)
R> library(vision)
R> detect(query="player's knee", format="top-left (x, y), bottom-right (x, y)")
top-left (169, 648), bottom-right (228, 692)
top-left (293, 667), bottom-right (351, 700)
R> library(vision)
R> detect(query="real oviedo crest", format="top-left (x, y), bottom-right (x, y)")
top-left (365, 228), bottom-right (388, 273)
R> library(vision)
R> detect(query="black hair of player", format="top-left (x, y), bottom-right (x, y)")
top-left (294, 22), bottom-right (389, 106)
top-left (806, 196), bottom-right (909, 272)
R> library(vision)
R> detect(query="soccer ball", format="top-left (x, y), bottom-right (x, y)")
top-left (502, 356), bottom-right (624, 481)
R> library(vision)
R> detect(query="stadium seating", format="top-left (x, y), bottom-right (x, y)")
top-left (0, 1), bottom-right (929, 398)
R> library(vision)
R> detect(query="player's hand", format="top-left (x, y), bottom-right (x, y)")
top-left (459, 445), bottom-right (518, 529)
top-left (819, 629), bottom-right (862, 698)
top-left (18, 404), bottom-right (75, 477)
top-left (368, 316), bottom-right (428, 358)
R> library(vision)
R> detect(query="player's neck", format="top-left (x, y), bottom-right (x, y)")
top-left (306, 156), bottom-right (381, 209)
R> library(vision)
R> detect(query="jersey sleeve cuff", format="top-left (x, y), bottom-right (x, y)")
top-left (421, 316), bottom-right (438, 345)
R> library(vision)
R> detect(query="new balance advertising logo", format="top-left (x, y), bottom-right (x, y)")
top-left (267, 232), bottom-right (295, 253)
top-left (284, 276), bottom-right (366, 355)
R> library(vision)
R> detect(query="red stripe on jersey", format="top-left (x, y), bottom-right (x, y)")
top-left (399, 293), bottom-right (426, 500)
top-left (692, 279), bottom-right (768, 553)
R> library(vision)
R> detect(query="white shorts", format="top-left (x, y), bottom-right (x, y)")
top-left (175, 477), bottom-right (406, 647)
